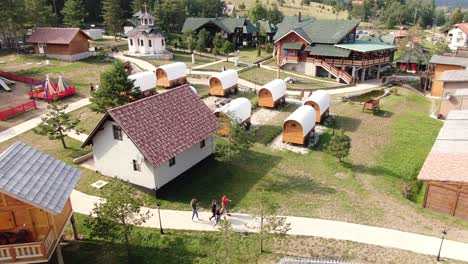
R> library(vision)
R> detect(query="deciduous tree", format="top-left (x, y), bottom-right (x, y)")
top-left (90, 61), bottom-right (142, 113)
top-left (326, 129), bottom-right (351, 163)
top-left (220, 40), bottom-right (235, 62)
top-left (215, 118), bottom-right (255, 162)
top-left (84, 179), bottom-right (152, 262)
top-left (33, 101), bottom-right (84, 149)
top-left (62, 0), bottom-right (87, 28)
top-left (196, 28), bottom-right (210, 53)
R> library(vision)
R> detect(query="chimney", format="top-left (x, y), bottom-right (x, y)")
top-left (298, 12), bottom-right (302, 22)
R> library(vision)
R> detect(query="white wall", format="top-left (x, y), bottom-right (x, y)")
top-left (154, 136), bottom-right (215, 188)
top-left (92, 121), bottom-right (156, 189)
top-left (128, 35), bottom-right (166, 55)
top-left (92, 120), bottom-right (216, 190)
top-left (447, 27), bottom-right (468, 51)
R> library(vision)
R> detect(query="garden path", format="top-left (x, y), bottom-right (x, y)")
top-left (70, 189), bottom-right (468, 263)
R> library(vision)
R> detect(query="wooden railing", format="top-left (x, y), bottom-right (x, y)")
top-left (306, 56), bottom-right (391, 66)
top-left (281, 56), bottom-right (299, 65)
top-left (0, 229), bottom-right (55, 262)
top-left (316, 59), bottom-right (353, 84)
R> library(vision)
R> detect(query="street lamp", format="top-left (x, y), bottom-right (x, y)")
top-left (153, 187), bottom-right (164, 234)
top-left (436, 229), bottom-right (447, 261)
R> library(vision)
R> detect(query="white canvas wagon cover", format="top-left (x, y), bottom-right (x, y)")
top-left (214, 97), bottom-right (251, 123)
top-left (128, 71), bottom-right (157, 92)
top-left (284, 105), bottom-right (316, 135)
top-left (210, 69), bottom-right (238, 90)
top-left (157, 62), bottom-right (187, 81)
top-left (260, 79), bottom-right (286, 101)
top-left (304, 90), bottom-right (330, 114)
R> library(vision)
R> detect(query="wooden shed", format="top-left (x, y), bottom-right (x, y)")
top-left (258, 79), bottom-right (287, 108)
top-left (209, 70), bottom-right (238, 97)
top-left (303, 90), bottom-right (330, 123)
top-left (156, 62), bottom-right (187, 88)
top-left (128, 71), bottom-right (157, 97)
top-left (214, 97), bottom-right (252, 135)
top-left (282, 105), bottom-right (316, 146)
top-left (418, 110), bottom-right (468, 221)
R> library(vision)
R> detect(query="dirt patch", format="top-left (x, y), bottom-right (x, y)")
top-left (251, 108), bottom-right (278, 127)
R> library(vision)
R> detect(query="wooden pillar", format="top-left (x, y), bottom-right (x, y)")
top-left (377, 64), bottom-right (381, 79)
top-left (70, 213), bottom-right (80, 240)
top-left (361, 67), bottom-right (366, 82)
top-left (56, 242), bottom-right (64, 264)
top-left (351, 67), bottom-right (356, 78)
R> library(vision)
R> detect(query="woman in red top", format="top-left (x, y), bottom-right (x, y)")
top-left (221, 194), bottom-right (232, 216)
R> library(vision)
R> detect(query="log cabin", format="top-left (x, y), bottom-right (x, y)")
top-left (209, 70), bottom-right (238, 97)
top-left (214, 97), bottom-right (252, 135)
top-left (418, 110), bottom-right (468, 221)
top-left (82, 85), bottom-right (218, 190)
top-left (156, 62), bottom-right (187, 88)
top-left (303, 90), bottom-right (331, 123)
top-left (27, 27), bottom-right (92, 62)
top-left (0, 142), bottom-right (81, 263)
top-left (429, 55), bottom-right (468, 97)
top-left (283, 105), bottom-right (316, 146)
top-left (258, 79), bottom-right (286, 108)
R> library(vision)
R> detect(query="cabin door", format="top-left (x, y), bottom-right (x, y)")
top-left (38, 43), bottom-right (45, 54)
top-left (29, 208), bottom-right (50, 239)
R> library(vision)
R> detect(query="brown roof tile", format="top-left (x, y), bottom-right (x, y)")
top-left (27, 27), bottom-right (91, 44)
top-left (85, 85), bottom-right (218, 167)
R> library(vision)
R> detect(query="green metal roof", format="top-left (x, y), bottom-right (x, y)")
top-left (282, 42), bottom-right (304, 50)
top-left (395, 48), bottom-right (429, 64)
top-left (273, 17), bottom-right (360, 44)
top-left (334, 40), bottom-right (396, 53)
top-left (256, 20), bottom-right (277, 34)
top-left (182, 17), bottom-right (246, 34)
top-left (306, 44), bottom-right (351, 57)
top-left (358, 34), bottom-right (394, 45)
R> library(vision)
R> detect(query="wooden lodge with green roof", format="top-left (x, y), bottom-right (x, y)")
top-left (273, 15), bottom-right (396, 84)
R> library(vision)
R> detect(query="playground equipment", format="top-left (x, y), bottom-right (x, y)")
top-left (0, 79), bottom-right (12, 92)
top-left (29, 75), bottom-right (76, 102)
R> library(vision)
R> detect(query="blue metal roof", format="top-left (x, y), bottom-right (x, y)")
top-left (0, 142), bottom-right (81, 214)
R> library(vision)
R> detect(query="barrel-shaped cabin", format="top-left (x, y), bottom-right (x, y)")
top-left (209, 70), bottom-right (238, 97)
top-left (189, 85), bottom-right (197, 95)
top-left (156, 62), bottom-right (187, 88)
top-left (214, 97), bottom-right (252, 135)
top-left (283, 105), bottom-right (316, 146)
top-left (303, 90), bottom-right (330, 123)
top-left (258, 79), bottom-right (287, 108)
top-left (128, 71), bottom-right (157, 97)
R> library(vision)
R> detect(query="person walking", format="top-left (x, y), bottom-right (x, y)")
top-left (221, 194), bottom-right (232, 216)
top-left (190, 198), bottom-right (199, 221)
top-left (209, 200), bottom-right (217, 221)
top-left (90, 83), bottom-right (95, 93)
top-left (213, 205), bottom-right (222, 227)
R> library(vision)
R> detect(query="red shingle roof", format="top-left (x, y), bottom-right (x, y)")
top-left (84, 85), bottom-right (218, 167)
top-left (27, 27), bottom-right (91, 44)
top-left (457, 23), bottom-right (468, 35)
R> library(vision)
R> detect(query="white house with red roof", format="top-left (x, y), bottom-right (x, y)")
top-left (445, 23), bottom-right (468, 51)
top-left (82, 85), bottom-right (218, 190)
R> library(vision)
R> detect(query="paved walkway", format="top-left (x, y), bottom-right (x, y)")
top-left (112, 53), bottom-right (156, 71)
top-left (70, 189), bottom-right (468, 262)
top-left (0, 98), bottom-right (90, 143)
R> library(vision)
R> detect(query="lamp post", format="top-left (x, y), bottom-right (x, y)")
top-left (436, 230), bottom-right (447, 261)
top-left (153, 187), bottom-right (164, 234)
top-left (431, 17), bottom-right (436, 44)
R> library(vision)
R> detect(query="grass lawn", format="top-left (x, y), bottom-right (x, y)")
top-left (254, 103), bottom-right (299, 145)
top-left (238, 47), bottom-right (272, 64)
top-left (239, 67), bottom-right (338, 90)
top-left (148, 51), bottom-right (216, 68)
top-left (191, 84), bottom-right (210, 97)
top-left (68, 106), bottom-right (104, 134)
top-left (55, 213), bottom-right (465, 264)
top-left (197, 61), bottom-right (245, 71)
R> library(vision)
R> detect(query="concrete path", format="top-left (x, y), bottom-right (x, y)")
top-left (192, 59), bottom-right (225, 70)
top-left (112, 53), bottom-right (156, 71)
top-left (70, 189), bottom-right (468, 262)
top-left (67, 129), bottom-right (88, 142)
top-left (0, 98), bottom-right (90, 143)
top-left (261, 65), bottom-right (337, 84)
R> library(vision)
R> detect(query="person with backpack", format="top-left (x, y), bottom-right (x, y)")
top-left (190, 198), bottom-right (199, 221)
top-left (209, 200), bottom-right (217, 221)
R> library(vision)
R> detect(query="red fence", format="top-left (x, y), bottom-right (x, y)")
top-left (0, 71), bottom-right (41, 84)
top-left (0, 101), bottom-right (37, 120)
top-left (28, 86), bottom-right (77, 102)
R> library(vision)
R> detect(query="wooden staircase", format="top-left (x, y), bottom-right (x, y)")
top-left (316, 59), bottom-right (353, 84)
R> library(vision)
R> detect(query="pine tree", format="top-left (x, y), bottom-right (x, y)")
top-left (195, 28), bottom-right (210, 53)
top-left (90, 61), bottom-right (142, 113)
top-left (132, 0), bottom-right (150, 13)
top-left (447, 8), bottom-right (463, 27)
top-left (62, 0), bottom-right (87, 28)
top-left (102, 0), bottom-right (123, 39)
top-left (24, 0), bottom-right (53, 27)
top-left (33, 101), bottom-right (84, 149)
top-left (326, 129), bottom-right (351, 163)
top-left (220, 40), bottom-right (235, 62)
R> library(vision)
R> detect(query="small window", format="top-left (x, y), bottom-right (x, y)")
top-left (130, 39), bottom-right (133, 46)
top-left (137, 39), bottom-right (140, 46)
top-left (140, 39), bottom-right (144, 46)
top-left (161, 39), bottom-right (165, 46)
top-left (200, 140), bottom-right (206, 148)
top-left (132, 160), bottom-right (141, 171)
top-left (148, 40), bottom-right (152, 47)
top-left (169, 157), bottom-right (176, 167)
top-left (149, 19), bottom-right (153, 24)
top-left (113, 125), bottom-right (123, 140)
top-left (291, 123), bottom-right (297, 128)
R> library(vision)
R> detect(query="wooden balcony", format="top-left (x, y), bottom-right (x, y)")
top-left (284, 56), bottom-right (299, 63)
top-left (0, 228), bottom-right (56, 263)
top-left (306, 56), bottom-right (391, 67)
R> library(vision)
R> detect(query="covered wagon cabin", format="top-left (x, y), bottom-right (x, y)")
top-left (418, 110), bottom-right (468, 221)
top-left (128, 71), bottom-right (157, 97)
top-left (214, 97), bottom-right (252, 135)
top-left (0, 142), bottom-right (81, 263)
top-left (282, 105), bottom-right (316, 146)
top-left (303, 90), bottom-right (331, 123)
top-left (156, 62), bottom-right (187, 88)
top-left (209, 70), bottom-right (238, 97)
top-left (258, 79), bottom-right (287, 108)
